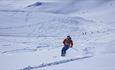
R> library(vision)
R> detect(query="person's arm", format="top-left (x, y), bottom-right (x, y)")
top-left (70, 40), bottom-right (73, 48)
top-left (63, 39), bottom-right (66, 45)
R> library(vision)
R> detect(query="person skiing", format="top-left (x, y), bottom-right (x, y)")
top-left (61, 35), bottom-right (73, 56)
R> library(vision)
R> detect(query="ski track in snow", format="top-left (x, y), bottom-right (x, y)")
top-left (0, 45), bottom-right (49, 54)
top-left (1, 48), bottom-right (37, 54)
top-left (0, 43), bottom-right (62, 54)
top-left (21, 55), bottom-right (93, 70)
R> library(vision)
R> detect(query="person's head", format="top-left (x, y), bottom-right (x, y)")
top-left (67, 35), bottom-right (71, 40)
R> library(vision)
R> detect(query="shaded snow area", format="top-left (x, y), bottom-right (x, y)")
top-left (0, 0), bottom-right (115, 70)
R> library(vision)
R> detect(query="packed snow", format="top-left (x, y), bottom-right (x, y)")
top-left (0, 0), bottom-right (115, 70)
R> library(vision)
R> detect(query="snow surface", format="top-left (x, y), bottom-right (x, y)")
top-left (0, 0), bottom-right (115, 70)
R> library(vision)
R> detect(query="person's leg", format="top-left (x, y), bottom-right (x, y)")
top-left (61, 46), bottom-right (65, 55)
top-left (61, 45), bottom-right (69, 56)
top-left (64, 46), bottom-right (69, 55)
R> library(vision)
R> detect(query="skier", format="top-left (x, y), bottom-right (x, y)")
top-left (61, 36), bottom-right (73, 56)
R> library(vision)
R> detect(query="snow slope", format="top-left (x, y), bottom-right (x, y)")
top-left (0, 11), bottom-right (89, 37)
top-left (0, 0), bottom-right (115, 70)
top-left (25, 0), bottom-right (113, 14)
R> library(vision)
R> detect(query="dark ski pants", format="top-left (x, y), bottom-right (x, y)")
top-left (61, 45), bottom-right (69, 55)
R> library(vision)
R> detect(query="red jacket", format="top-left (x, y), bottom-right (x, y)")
top-left (63, 38), bottom-right (73, 48)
